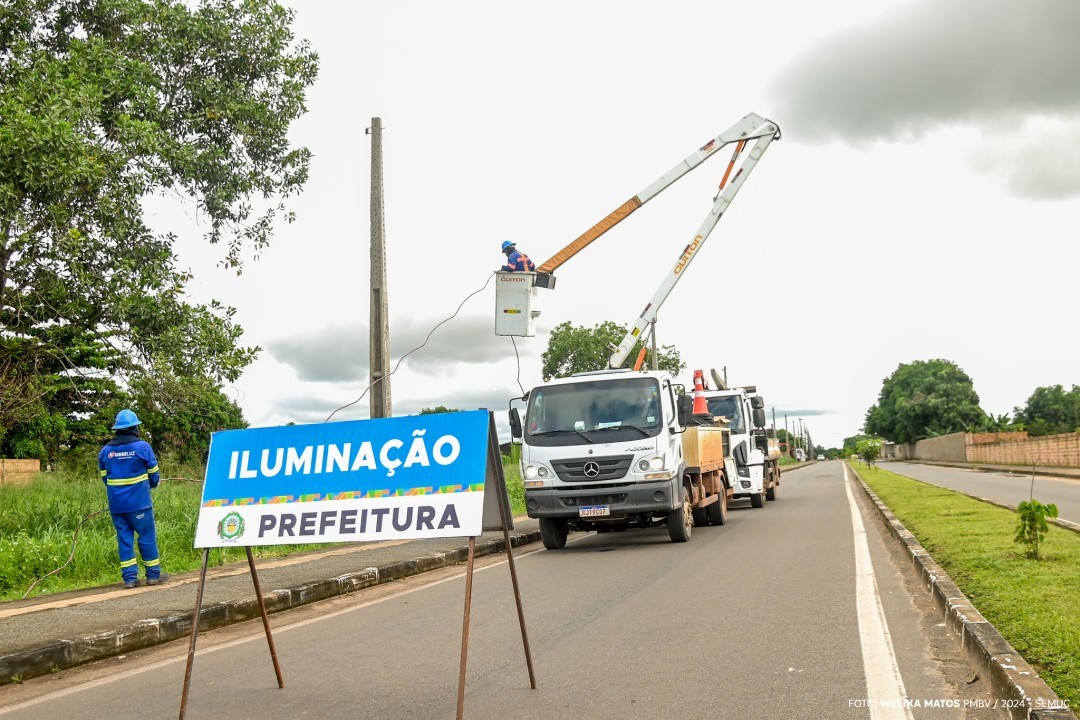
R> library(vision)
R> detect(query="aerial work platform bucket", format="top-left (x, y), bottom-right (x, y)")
top-left (494, 271), bottom-right (545, 337)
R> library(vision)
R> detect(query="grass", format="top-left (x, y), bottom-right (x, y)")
top-left (850, 462), bottom-right (1080, 710)
top-left (0, 460), bottom-right (525, 601)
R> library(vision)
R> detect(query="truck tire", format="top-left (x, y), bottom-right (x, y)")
top-left (692, 507), bottom-right (708, 527)
top-left (539, 518), bottom-right (568, 550)
top-left (766, 481), bottom-right (779, 501)
top-left (751, 490), bottom-right (765, 508)
top-left (667, 488), bottom-right (692, 543)
top-left (707, 492), bottom-right (728, 526)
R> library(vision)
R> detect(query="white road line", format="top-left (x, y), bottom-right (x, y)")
top-left (844, 465), bottom-right (913, 720)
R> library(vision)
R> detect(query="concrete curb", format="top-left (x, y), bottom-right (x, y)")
top-left (0, 530), bottom-right (541, 685)
top-left (851, 471), bottom-right (1075, 720)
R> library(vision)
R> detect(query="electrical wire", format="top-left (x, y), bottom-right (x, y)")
top-left (324, 272), bottom-right (496, 422)
top-left (509, 335), bottom-right (526, 397)
top-left (22, 508), bottom-right (109, 599)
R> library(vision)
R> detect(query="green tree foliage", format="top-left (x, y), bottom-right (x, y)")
top-left (420, 406), bottom-right (459, 414)
top-left (1013, 384), bottom-right (1080, 436)
top-left (0, 0), bottom-right (318, 458)
top-left (541, 321), bottom-right (686, 380)
top-left (856, 437), bottom-right (883, 466)
top-left (864, 359), bottom-right (985, 444)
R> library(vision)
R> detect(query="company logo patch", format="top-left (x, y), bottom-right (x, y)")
top-left (217, 511), bottom-right (246, 543)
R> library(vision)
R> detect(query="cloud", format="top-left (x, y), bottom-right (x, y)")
top-left (767, 0), bottom-right (1080, 198)
top-left (267, 314), bottom-right (519, 382)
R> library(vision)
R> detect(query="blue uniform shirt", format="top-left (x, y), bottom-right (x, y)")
top-left (502, 250), bottom-right (536, 272)
top-left (99, 435), bottom-right (160, 514)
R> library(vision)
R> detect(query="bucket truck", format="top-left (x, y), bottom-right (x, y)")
top-left (504, 113), bottom-right (781, 546)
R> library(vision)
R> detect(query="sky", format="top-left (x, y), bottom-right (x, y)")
top-left (163, 0), bottom-right (1080, 449)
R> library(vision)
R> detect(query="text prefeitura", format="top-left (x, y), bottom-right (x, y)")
top-left (227, 430), bottom-right (461, 479)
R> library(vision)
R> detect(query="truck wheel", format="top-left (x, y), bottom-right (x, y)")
top-left (766, 482), bottom-right (779, 501)
top-left (707, 492), bottom-right (727, 526)
top-left (692, 507), bottom-right (708, 527)
top-left (751, 490), bottom-right (765, 508)
top-left (667, 488), bottom-right (692, 543)
top-left (539, 518), bottom-right (568, 550)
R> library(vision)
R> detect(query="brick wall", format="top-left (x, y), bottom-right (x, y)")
top-left (967, 431), bottom-right (1080, 467)
top-left (0, 459), bottom-right (41, 485)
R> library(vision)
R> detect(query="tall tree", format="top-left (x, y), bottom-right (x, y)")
top-left (1013, 384), bottom-right (1080, 436)
top-left (864, 359), bottom-right (985, 444)
top-left (541, 321), bottom-right (686, 380)
top-left (0, 0), bottom-right (318, 457)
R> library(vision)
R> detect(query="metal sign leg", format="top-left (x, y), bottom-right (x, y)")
top-left (246, 547), bottom-right (285, 688)
top-left (179, 548), bottom-right (210, 720)
top-left (455, 536), bottom-right (476, 720)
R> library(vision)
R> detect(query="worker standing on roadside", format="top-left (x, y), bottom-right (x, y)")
top-left (99, 409), bottom-right (168, 589)
top-left (500, 240), bottom-right (536, 272)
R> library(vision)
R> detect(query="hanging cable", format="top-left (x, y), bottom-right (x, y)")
top-left (325, 272), bottom-right (496, 422)
top-left (509, 335), bottom-right (526, 397)
top-left (22, 508), bottom-right (109, 598)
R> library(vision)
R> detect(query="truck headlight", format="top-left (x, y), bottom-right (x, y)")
top-left (737, 465), bottom-right (750, 478)
top-left (525, 465), bottom-right (550, 479)
top-left (637, 457), bottom-right (664, 472)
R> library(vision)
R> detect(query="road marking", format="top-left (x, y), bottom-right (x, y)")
top-left (844, 465), bottom-right (913, 720)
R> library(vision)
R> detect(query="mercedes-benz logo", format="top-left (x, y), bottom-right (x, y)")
top-left (583, 461), bottom-right (600, 478)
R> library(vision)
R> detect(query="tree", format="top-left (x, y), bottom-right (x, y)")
top-left (864, 359), bottom-right (985, 444)
top-left (420, 406), bottom-right (459, 415)
top-left (541, 321), bottom-right (686, 380)
top-left (1013, 384), bottom-right (1080, 436)
top-left (855, 437), bottom-right (882, 466)
top-left (1, 0), bottom-right (318, 456)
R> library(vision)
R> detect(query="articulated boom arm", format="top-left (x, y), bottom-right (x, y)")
top-left (538, 113), bottom-right (780, 277)
top-left (607, 115), bottom-right (780, 368)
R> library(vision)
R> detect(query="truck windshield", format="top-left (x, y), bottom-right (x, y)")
top-left (706, 395), bottom-right (745, 434)
top-left (525, 376), bottom-right (664, 447)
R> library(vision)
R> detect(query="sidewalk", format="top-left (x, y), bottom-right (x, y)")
top-left (0, 520), bottom-right (541, 684)
top-left (890, 459), bottom-right (1080, 481)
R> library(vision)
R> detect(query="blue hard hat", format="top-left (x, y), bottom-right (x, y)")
top-left (112, 409), bottom-right (141, 430)
top-left (501, 240), bottom-right (515, 252)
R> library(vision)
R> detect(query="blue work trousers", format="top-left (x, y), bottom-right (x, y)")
top-left (111, 509), bottom-right (161, 582)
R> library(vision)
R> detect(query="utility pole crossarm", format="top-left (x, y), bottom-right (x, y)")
top-left (536, 113), bottom-right (779, 276)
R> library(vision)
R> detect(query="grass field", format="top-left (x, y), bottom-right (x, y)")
top-left (0, 461), bottom-right (525, 601)
top-left (850, 462), bottom-right (1080, 711)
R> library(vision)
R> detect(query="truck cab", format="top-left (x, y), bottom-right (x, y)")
top-left (701, 387), bottom-right (780, 507)
top-left (510, 369), bottom-right (731, 548)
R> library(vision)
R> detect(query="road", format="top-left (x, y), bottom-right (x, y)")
top-left (878, 461), bottom-right (1080, 523)
top-left (0, 463), bottom-right (1008, 720)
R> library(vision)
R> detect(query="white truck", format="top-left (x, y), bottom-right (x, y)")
top-left (701, 379), bottom-right (781, 508)
top-left (508, 369), bottom-right (734, 547)
top-left (503, 113), bottom-right (781, 547)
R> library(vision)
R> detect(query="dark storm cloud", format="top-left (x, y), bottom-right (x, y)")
top-left (267, 315), bottom-right (519, 383)
top-left (768, 0), bottom-right (1080, 198)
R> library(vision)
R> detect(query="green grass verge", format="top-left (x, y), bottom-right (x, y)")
top-left (0, 464), bottom-right (526, 601)
top-left (850, 463), bottom-right (1080, 710)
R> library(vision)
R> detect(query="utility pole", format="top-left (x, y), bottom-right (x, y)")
top-left (650, 314), bottom-right (658, 371)
top-left (784, 414), bottom-right (790, 457)
top-left (368, 117), bottom-right (391, 418)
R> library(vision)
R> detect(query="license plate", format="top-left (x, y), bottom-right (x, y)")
top-left (579, 505), bottom-right (610, 518)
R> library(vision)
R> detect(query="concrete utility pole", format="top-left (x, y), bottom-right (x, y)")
top-left (368, 117), bottom-right (391, 418)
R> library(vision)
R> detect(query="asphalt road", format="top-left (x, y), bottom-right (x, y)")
top-left (0, 463), bottom-right (1010, 720)
top-left (878, 461), bottom-right (1080, 523)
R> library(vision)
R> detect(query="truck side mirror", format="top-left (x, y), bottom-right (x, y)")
top-left (752, 407), bottom-right (766, 429)
top-left (677, 394), bottom-right (693, 427)
top-left (509, 408), bottom-right (522, 440)
top-left (750, 395), bottom-right (765, 410)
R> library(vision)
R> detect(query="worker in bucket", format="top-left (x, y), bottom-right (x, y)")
top-left (500, 240), bottom-right (536, 272)
top-left (98, 409), bottom-right (169, 589)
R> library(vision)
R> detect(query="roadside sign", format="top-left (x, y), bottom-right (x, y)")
top-left (194, 410), bottom-right (494, 548)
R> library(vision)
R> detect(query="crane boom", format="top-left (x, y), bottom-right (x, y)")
top-left (537, 113), bottom-right (779, 277)
top-left (608, 117), bottom-right (780, 368)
